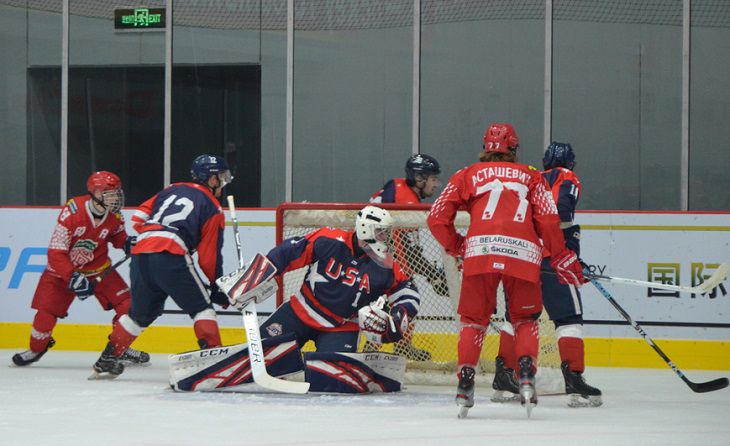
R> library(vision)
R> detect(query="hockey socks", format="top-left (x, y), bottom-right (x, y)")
top-left (556, 324), bottom-right (585, 372)
top-left (497, 323), bottom-right (517, 370)
top-left (513, 319), bottom-right (539, 367)
top-left (193, 309), bottom-right (222, 349)
top-left (29, 311), bottom-right (57, 353)
top-left (457, 324), bottom-right (487, 368)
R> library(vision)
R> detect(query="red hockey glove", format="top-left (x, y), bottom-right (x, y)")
top-left (550, 249), bottom-right (585, 286)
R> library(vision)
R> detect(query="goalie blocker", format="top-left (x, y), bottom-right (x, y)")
top-left (216, 253), bottom-right (278, 309)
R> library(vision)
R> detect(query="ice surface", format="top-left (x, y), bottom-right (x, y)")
top-left (1, 350), bottom-right (728, 446)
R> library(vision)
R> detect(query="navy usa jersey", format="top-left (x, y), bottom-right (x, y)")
top-left (131, 182), bottom-right (225, 283)
top-left (542, 167), bottom-right (582, 256)
top-left (267, 228), bottom-right (420, 331)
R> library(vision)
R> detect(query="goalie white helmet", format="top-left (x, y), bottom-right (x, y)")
top-left (355, 206), bottom-right (393, 260)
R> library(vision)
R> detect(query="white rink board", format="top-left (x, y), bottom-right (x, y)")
top-left (0, 207), bottom-right (728, 339)
top-left (0, 207), bottom-right (276, 328)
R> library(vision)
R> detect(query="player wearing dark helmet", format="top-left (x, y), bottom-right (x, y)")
top-left (90, 155), bottom-right (233, 379)
top-left (368, 154), bottom-right (443, 361)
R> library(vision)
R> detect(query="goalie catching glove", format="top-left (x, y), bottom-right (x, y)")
top-left (215, 253), bottom-right (278, 310)
top-left (358, 296), bottom-right (409, 347)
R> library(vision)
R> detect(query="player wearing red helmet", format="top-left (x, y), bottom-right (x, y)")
top-left (12, 171), bottom-right (148, 369)
top-left (427, 123), bottom-right (584, 418)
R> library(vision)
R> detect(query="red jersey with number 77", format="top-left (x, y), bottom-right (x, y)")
top-left (427, 161), bottom-right (567, 283)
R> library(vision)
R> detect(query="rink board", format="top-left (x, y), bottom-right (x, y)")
top-left (0, 207), bottom-right (728, 369)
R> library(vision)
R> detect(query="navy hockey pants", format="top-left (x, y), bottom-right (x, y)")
top-left (260, 302), bottom-right (358, 352)
top-left (129, 252), bottom-right (212, 327)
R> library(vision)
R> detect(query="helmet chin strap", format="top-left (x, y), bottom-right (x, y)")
top-left (89, 193), bottom-right (107, 216)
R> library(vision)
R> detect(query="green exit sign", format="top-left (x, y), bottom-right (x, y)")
top-left (114, 7), bottom-right (166, 31)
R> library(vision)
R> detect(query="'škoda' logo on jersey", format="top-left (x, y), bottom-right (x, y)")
top-left (324, 257), bottom-right (371, 294)
top-left (70, 239), bottom-right (99, 266)
top-left (646, 262), bottom-right (727, 298)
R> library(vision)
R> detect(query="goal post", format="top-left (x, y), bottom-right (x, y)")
top-left (275, 202), bottom-right (562, 386)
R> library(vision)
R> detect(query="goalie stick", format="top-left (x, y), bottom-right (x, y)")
top-left (226, 195), bottom-right (309, 394)
top-left (584, 263), bottom-right (729, 295)
top-left (589, 278), bottom-right (728, 393)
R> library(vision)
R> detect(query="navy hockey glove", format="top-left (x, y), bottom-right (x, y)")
top-left (68, 272), bottom-right (95, 300)
top-left (123, 236), bottom-right (137, 256)
top-left (210, 289), bottom-right (230, 309)
top-left (382, 305), bottom-right (410, 344)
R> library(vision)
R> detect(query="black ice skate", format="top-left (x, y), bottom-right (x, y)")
top-left (455, 366), bottom-right (476, 419)
top-left (394, 343), bottom-right (432, 361)
top-left (88, 343), bottom-right (125, 380)
top-left (491, 356), bottom-right (520, 402)
top-left (11, 337), bottom-right (55, 366)
top-left (518, 356), bottom-right (538, 418)
top-left (561, 361), bottom-right (603, 407)
top-left (119, 348), bottom-right (151, 367)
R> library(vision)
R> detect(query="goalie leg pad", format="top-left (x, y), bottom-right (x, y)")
top-left (304, 352), bottom-right (406, 394)
top-left (169, 333), bottom-right (303, 392)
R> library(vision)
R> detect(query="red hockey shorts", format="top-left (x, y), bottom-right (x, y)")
top-left (31, 270), bottom-right (131, 318)
top-left (457, 273), bottom-right (542, 326)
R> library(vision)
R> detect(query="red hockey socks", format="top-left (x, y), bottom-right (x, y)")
top-left (109, 314), bottom-right (143, 356)
top-left (194, 319), bottom-right (222, 348)
top-left (497, 325), bottom-right (517, 370)
top-left (513, 319), bottom-right (539, 370)
top-left (29, 311), bottom-right (57, 353)
top-left (558, 337), bottom-right (585, 372)
top-left (457, 324), bottom-right (487, 369)
top-left (111, 299), bottom-right (131, 327)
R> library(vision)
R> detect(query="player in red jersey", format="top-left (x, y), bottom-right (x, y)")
top-left (368, 154), bottom-right (442, 361)
top-left (11, 171), bottom-right (148, 368)
top-left (492, 141), bottom-right (602, 407)
top-left (89, 155), bottom-right (232, 379)
top-left (427, 123), bottom-right (584, 417)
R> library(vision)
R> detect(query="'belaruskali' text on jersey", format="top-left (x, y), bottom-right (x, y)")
top-left (427, 162), bottom-right (567, 283)
top-left (267, 228), bottom-right (420, 331)
top-left (47, 195), bottom-right (128, 281)
top-left (130, 182), bottom-right (225, 284)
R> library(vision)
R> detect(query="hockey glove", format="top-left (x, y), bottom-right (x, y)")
top-left (358, 297), bottom-right (410, 346)
top-left (550, 249), bottom-right (585, 286)
top-left (209, 288), bottom-right (230, 309)
top-left (68, 272), bottom-right (95, 300)
top-left (215, 253), bottom-right (278, 311)
top-left (123, 236), bottom-right (137, 256)
top-left (446, 234), bottom-right (466, 258)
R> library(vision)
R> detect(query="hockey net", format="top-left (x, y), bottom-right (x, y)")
top-left (275, 202), bottom-right (561, 387)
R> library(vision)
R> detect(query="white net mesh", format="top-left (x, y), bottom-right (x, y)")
top-left (277, 203), bottom-right (561, 386)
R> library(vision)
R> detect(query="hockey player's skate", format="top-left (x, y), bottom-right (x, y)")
top-left (11, 338), bottom-right (55, 366)
top-left (394, 343), bottom-right (432, 361)
top-left (89, 343), bottom-right (124, 380)
top-left (119, 347), bottom-right (151, 367)
top-left (561, 361), bottom-right (602, 407)
top-left (518, 356), bottom-right (538, 418)
top-left (491, 356), bottom-right (520, 402)
top-left (455, 366), bottom-right (475, 419)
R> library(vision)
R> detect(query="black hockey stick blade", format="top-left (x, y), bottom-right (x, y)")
top-left (687, 377), bottom-right (729, 393)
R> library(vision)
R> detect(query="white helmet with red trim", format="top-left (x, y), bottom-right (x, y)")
top-left (355, 206), bottom-right (393, 261)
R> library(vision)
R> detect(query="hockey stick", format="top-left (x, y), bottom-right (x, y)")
top-left (589, 278), bottom-right (728, 393)
top-left (226, 195), bottom-right (309, 394)
top-left (94, 255), bottom-right (131, 283)
top-left (584, 263), bottom-right (729, 295)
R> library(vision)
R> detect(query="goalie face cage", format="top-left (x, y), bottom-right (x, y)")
top-left (275, 202), bottom-right (560, 385)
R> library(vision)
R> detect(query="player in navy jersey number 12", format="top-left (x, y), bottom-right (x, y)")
top-left (90, 155), bottom-right (233, 379)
